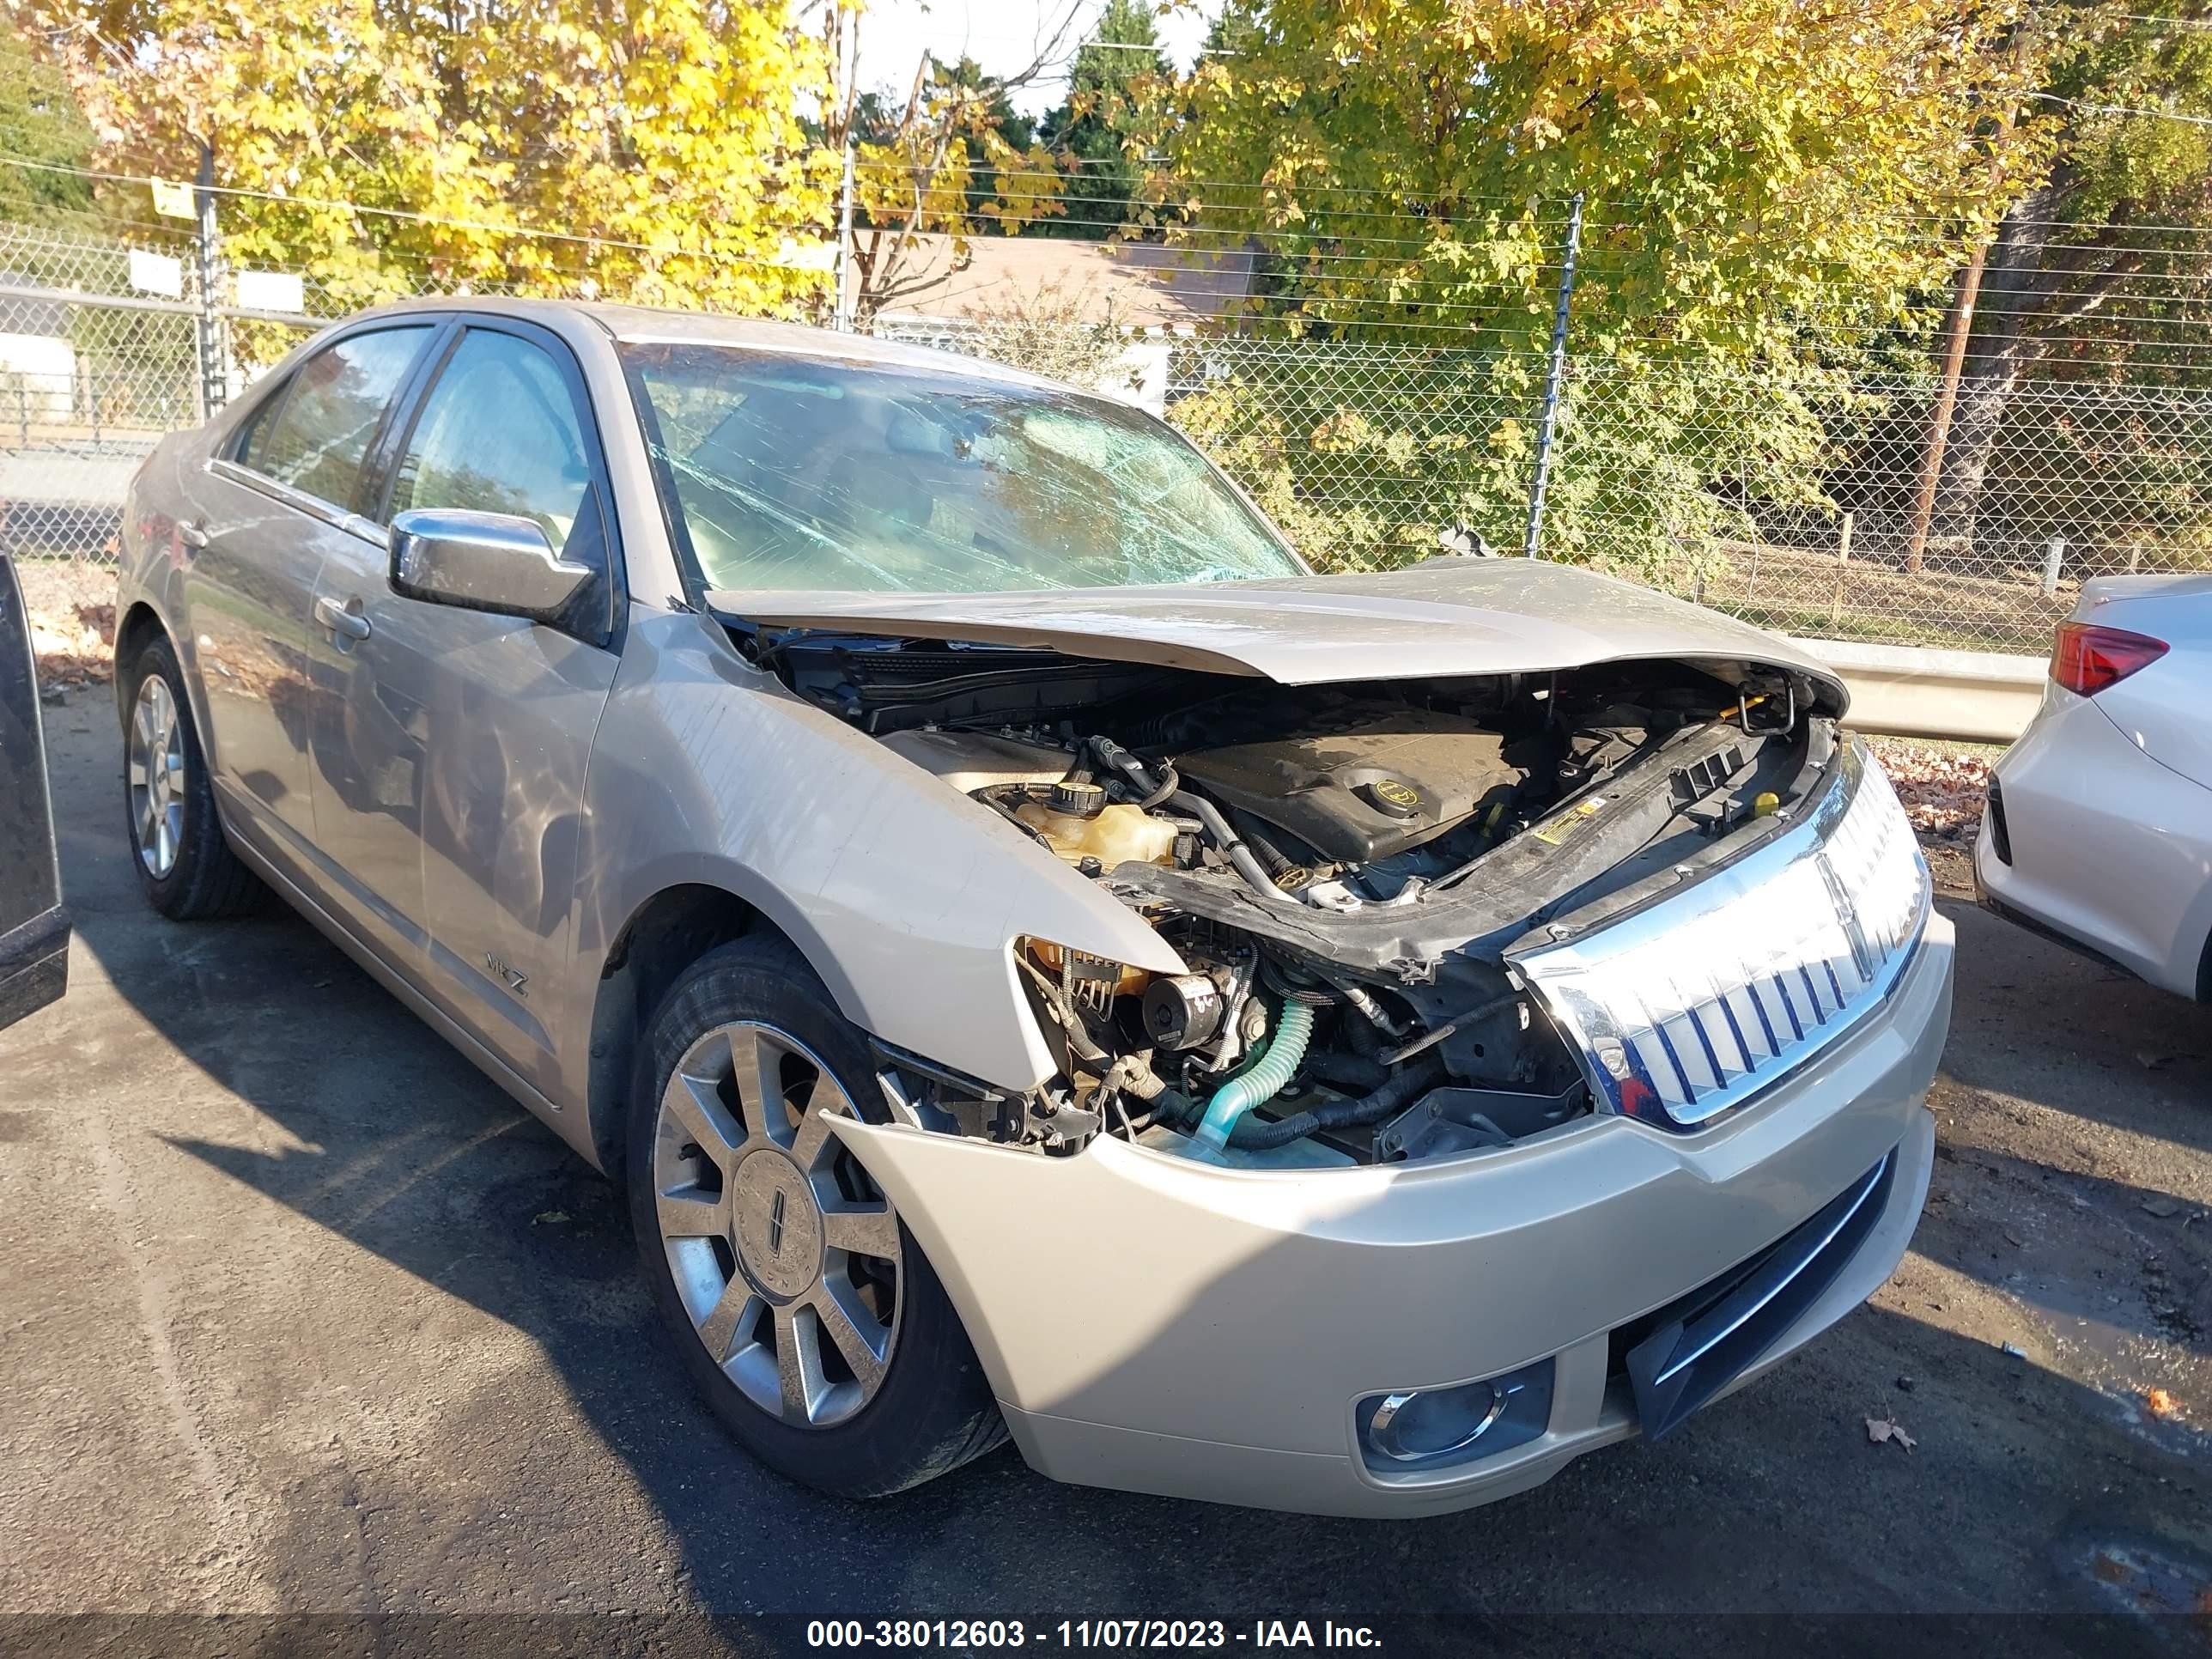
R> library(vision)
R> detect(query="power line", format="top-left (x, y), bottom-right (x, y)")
top-left (2105, 11), bottom-right (2212, 31)
top-left (0, 153), bottom-right (842, 273)
top-left (2031, 91), bottom-right (2212, 126)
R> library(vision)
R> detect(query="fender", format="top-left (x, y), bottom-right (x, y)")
top-left (563, 611), bottom-right (1186, 1104)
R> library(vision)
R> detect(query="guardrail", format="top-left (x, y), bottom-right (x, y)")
top-left (1793, 637), bottom-right (2046, 745)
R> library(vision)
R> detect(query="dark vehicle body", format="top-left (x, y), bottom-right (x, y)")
top-left (0, 552), bottom-right (69, 1030)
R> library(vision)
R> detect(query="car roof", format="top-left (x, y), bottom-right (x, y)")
top-left (346, 295), bottom-right (1062, 389)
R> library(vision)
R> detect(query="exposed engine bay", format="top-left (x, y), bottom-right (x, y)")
top-left (737, 623), bottom-right (1841, 1170)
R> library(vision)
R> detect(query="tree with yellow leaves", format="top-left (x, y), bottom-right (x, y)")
top-left (21, 0), bottom-right (842, 328)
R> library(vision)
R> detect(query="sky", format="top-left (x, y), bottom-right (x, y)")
top-left (856, 0), bottom-right (1219, 117)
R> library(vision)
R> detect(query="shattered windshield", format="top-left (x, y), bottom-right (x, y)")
top-left (620, 343), bottom-right (1307, 593)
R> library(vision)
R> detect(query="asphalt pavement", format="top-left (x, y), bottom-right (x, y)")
top-left (3, 702), bottom-right (2209, 1657)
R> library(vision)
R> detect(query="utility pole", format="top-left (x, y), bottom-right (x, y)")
top-left (1905, 237), bottom-right (1988, 574)
top-left (1523, 191), bottom-right (1585, 560)
top-left (832, 8), bottom-right (860, 332)
top-left (191, 138), bottom-right (224, 417)
top-left (1905, 16), bottom-right (2038, 577)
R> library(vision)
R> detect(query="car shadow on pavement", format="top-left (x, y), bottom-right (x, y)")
top-left (22, 715), bottom-right (2212, 1650)
top-left (150, 1077), bottom-right (2212, 1650)
top-left (1938, 898), bottom-right (2212, 1160)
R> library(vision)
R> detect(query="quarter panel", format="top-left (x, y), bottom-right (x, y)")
top-left (118, 427), bottom-right (330, 875)
top-left (1986, 688), bottom-right (2212, 994)
top-left (2073, 575), bottom-right (2212, 789)
top-left (2095, 653), bottom-right (2212, 793)
top-left (181, 470), bottom-right (332, 848)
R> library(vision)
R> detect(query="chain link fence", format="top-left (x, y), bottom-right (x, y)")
top-left (8, 215), bottom-right (2208, 659)
top-left (0, 223), bottom-right (201, 564)
top-left (909, 319), bottom-right (2212, 654)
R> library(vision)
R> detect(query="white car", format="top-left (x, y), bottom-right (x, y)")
top-left (1977, 575), bottom-right (2212, 1000)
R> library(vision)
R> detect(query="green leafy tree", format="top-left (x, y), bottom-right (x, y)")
top-left (928, 53), bottom-right (1042, 228)
top-left (0, 21), bottom-right (101, 224)
top-left (1036, 0), bottom-right (1166, 240)
top-left (1929, 7), bottom-right (2212, 562)
top-left (1128, 0), bottom-right (2051, 579)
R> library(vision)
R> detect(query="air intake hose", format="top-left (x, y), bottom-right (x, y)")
top-left (1193, 999), bottom-right (1313, 1152)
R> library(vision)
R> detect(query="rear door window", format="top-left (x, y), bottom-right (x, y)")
top-left (250, 326), bottom-right (433, 509)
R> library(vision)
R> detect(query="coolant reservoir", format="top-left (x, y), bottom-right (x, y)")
top-left (1014, 798), bottom-right (1178, 868)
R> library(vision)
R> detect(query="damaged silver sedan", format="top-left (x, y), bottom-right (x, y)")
top-left (115, 301), bottom-right (1950, 1516)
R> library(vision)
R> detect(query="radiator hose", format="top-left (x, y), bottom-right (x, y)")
top-left (1193, 999), bottom-right (1314, 1152)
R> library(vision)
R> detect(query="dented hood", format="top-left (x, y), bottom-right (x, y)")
top-left (707, 559), bottom-right (1846, 708)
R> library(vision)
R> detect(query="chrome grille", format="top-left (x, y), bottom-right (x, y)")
top-left (1511, 740), bottom-right (1930, 1130)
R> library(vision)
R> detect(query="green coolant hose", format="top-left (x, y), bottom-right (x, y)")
top-left (1193, 999), bottom-right (1314, 1152)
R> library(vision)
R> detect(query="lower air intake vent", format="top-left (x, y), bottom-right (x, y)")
top-left (1619, 1146), bottom-right (1897, 1441)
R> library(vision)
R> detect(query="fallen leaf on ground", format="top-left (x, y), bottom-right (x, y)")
top-left (532, 1210), bottom-right (570, 1225)
top-left (2146, 1389), bottom-right (2181, 1419)
top-left (1866, 1414), bottom-right (1917, 1451)
top-left (2142, 1197), bottom-right (2181, 1218)
top-left (1867, 738), bottom-right (1994, 843)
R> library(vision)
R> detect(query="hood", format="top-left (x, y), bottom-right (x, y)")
top-left (706, 559), bottom-right (1848, 708)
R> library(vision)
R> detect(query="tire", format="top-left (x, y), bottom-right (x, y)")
top-left (627, 934), bottom-right (1006, 1497)
top-left (120, 633), bottom-right (264, 921)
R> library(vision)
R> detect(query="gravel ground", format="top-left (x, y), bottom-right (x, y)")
top-left (3, 706), bottom-right (2209, 1657)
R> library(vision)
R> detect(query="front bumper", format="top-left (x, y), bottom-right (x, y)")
top-left (834, 914), bottom-right (1953, 1518)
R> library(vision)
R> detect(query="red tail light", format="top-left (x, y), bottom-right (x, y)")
top-left (2051, 621), bottom-right (2167, 696)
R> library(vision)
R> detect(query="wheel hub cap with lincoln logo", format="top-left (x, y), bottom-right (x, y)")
top-left (650, 1018), bottom-right (902, 1428)
top-left (731, 1151), bottom-right (825, 1301)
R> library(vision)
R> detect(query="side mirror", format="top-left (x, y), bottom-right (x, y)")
top-left (387, 508), bottom-right (591, 624)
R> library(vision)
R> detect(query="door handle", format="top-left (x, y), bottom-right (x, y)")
top-left (178, 520), bottom-right (209, 550)
top-left (314, 595), bottom-right (372, 641)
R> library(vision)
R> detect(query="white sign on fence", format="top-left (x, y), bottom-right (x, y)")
top-left (234, 270), bottom-right (307, 314)
top-left (126, 250), bottom-right (184, 299)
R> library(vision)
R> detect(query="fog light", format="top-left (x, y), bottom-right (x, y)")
top-left (1358, 1359), bottom-right (1553, 1474)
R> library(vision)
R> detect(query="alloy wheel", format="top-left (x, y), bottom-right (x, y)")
top-left (129, 674), bottom-right (186, 879)
top-left (651, 1019), bottom-right (902, 1428)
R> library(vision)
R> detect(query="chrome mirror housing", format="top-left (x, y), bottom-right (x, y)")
top-left (387, 507), bottom-right (591, 624)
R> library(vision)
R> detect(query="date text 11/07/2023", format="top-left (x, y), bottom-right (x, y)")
top-left (805, 1620), bottom-right (1386, 1650)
